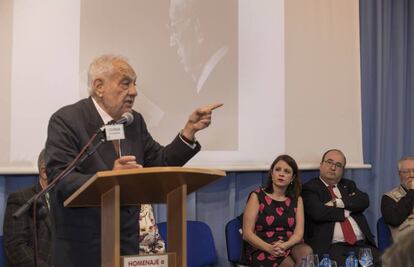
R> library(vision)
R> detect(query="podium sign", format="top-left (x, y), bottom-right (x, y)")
top-left (64, 167), bottom-right (226, 267)
top-left (121, 253), bottom-right (174, 267)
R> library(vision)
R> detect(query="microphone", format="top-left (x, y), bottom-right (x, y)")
top-left (113, 112), bottom-right (134, 126)
top-left (99, 112), bottom-right (134, 132)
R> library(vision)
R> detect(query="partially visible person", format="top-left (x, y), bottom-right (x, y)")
top-left (139, 204), bottom-right (165, 254)
top-left (45, 54), bottom-right (221, 267)
top-left (168, 0), bottom-right (236, 93)
top-left (381, 156), bottom-right (414, 242)
top-left (242, 155), bottom-right (312, 267)
top-left (382, 227), bottom-right (414, 266)
top-left (302, 149), bottom-right (381, 267)
top-left (3, 149), bottom-right (52, 267)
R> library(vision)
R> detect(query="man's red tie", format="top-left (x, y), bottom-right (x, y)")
top-left (327, 185), bottom-right (357, 245)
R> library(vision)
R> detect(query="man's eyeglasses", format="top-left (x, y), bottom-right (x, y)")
top-left (399, 169), bottom-right (414, 175)
top-left (323, 160), bottom-right (344, 169)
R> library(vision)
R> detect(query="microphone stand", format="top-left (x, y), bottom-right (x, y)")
top-left (13, 129), bottom-right (107, 267)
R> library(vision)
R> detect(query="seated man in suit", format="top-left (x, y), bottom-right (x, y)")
top-left (302, 149), bottom-right (381, 266)
top-left (381, 156), bottom-right (414, 242)
top-left (3, 149), bottom-right (52, 267)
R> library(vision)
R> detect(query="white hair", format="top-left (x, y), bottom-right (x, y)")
top-left (87, 54), bottom-right (128, 95)
top-left (398, 156), bottom-right (414, 170)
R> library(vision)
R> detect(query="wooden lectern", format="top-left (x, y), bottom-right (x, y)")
top-left (64, 167), bottom-right (226, 267)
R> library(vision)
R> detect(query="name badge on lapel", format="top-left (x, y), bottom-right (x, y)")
top-left (105, 124), bottom-right (125, 141)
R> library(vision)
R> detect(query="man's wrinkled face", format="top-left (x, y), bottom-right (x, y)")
top-left (399, 159), bottom-right (414, 189)
top-left (319, 150), bottom-right (345, 185)
top-left (96, 60), bottom-right (137, 119)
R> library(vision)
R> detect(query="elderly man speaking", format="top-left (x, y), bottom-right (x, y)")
top-left (45, 54), bottom-right (222, 267)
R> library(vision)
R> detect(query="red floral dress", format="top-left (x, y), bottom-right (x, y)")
top-left (245, 188), bottom-right (298, 267)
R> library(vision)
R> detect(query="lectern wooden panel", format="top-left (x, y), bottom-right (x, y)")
top-left (64, 167), bottom-right (226, 267)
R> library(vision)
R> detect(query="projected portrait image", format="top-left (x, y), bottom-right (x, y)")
top-left (169, 0), bottom-right (230, 94)
top-left (80, 0), bottom-right (238, 151)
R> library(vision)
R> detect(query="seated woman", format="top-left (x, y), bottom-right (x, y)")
top-left (139, 204), bottom-right (165, 254)
top-left (242, 155), bottom-right (312, 267)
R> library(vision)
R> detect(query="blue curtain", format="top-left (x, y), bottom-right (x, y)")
top-left (360, 0), bottom-right (414, 227)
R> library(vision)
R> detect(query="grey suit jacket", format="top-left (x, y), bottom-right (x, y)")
top-left (45, 97), bottom-right (200, 267)
top-left (3, 183), bottom-right (52, 267)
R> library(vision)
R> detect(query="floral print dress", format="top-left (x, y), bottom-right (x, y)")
top-left (138, 204), bottom-right (165, 254)
top-left (246, 188), bottom-right (298, 267)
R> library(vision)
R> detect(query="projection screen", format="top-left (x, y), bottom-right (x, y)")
top-left (0, 0), bottom-right (365, 174)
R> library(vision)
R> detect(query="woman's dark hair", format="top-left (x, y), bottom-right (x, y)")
top-left (264, 154), bottom-right (301, 198)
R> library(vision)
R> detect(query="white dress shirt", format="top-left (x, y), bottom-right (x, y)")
top-left (319, 177), bottom-right (365, 243)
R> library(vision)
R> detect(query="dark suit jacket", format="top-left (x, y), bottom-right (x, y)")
top-left (45, 97), bottom-right (200, 267)
top-left (3, 183), bottom-right (52, 267)
top-left (302, 177), bottom-right (376, 255)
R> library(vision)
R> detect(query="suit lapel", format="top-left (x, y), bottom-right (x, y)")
top-left (337, 181), bottom-right (348, 198)
top-left (122, 116), bottom-right (143, 164)
top-left (316, 178), bottom-right (332, 201)
top-left (83, 97), bottom-right (118, 170)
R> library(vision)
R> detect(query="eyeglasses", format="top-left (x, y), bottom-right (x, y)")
top-left (323, 159), bottom-right (344, 169)
top-left (399, 169), bottom-right (414, 175)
